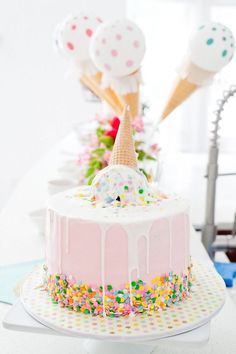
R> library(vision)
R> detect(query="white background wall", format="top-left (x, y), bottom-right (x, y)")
top-left (0, 0), bottom-right (126, 207)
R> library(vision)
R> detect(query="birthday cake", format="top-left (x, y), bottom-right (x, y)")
top-left (45, 106), bottom-right (192, 317)
top-left (43, 16), bottom-right (235, 318)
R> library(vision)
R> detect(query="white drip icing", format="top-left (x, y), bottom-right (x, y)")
top-left (58, 216), bottom-right (62, 274)
top-left (45, 210), bottom-right (51, 260)
top-left (99, 224), bottom-right (112, 317)
top-left (168, 216), bottom-right (172, 270)
top-left (52, 210), bottom-right (56, 243)
top-left (184, 213), bottom-right (189, 271)
top-left (65, 217), bottom-right (69, 254)
top-left (123, 221), bottom-right (153, 311)
top-left (146, 234), bottom-right (150, 274)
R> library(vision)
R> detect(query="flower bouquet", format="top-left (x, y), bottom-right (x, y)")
top-left (77, 103), bottom-right (160, 185)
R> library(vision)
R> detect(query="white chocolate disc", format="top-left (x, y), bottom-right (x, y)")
top-left (91, 165), bottom-right (156, 207)
top-left (90, 19), bottom-right (145, 77)
top-left (189, 22), bottom-right (235, 72)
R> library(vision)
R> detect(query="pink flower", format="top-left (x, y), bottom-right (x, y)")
top-left (110, 117), bottom-right (120, 130)
top-left (150, 143), bottom-right (161, 156)
top-left (95, 114), bottom-right (109, 125)
top-left (105, 129), bottom-right (117, 140)
top-left (77, 149), bottom-right (91, 165)
top-left (104, 117), bottom-right (120, 141)
top-left (103, 150), bottom-right (112, 163)
top-left (90, 135), bottom-right (99, 147)
top-left (132, 116), bottom-right (144, 133)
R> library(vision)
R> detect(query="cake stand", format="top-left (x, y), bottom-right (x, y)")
top-left (19, 261), bottom-right (225, 354)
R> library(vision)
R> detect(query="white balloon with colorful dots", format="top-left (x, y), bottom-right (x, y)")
top-left (55, 14), bottom-right (103, 75)
top-left (90, 19), bottom-right (146, 94)
top-left (189, 22), bottom-right (235, 72)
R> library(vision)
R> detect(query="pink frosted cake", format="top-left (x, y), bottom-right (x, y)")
top-left (45, 107), bottom-right (192, 317)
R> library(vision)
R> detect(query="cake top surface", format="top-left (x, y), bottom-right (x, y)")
top-left (48, 186), bottom-right (188, 224)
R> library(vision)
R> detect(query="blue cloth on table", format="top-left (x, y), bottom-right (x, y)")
top-left (214, 261), bottom-right (236, 287)
top-left (0, 259), bottom-right (44, 305)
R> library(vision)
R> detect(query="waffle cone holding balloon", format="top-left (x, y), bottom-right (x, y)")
top-left (90, 19), bottom-right (145, 119)
top-left (161, 22), bottom-right (236, 121)
top-left (109, 105), bottom-right (137, 168)
top-left (55, 14), bottom-right (123, 116)
top-left (121, 90), bottom-right (140, 119)
top-left (80, 72), bottom-right (124, 115)
top-left (161, 78), bottom-right (198, 120)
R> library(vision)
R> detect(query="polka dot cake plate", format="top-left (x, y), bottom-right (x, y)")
top-left (21, 261), bottom-right (225, 345)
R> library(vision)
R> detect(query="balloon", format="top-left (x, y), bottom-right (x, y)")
top-left (56, 14), bottom-right (103, 63)
top-left (90, 19), bottom-right (145, 77)
top-left (189, 22), bottom-right (235, 72)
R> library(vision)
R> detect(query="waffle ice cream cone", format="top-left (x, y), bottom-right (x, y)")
top-left (109, 105), bottom-right (137, 168)
top-left (80, 72), bottom-right (123, 115)
top-left (161, 78), bottom-right (198, 120)
top-left (121, 90), bottom-right (140, 119)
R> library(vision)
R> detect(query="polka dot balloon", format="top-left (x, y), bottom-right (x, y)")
top-left (189, 22), bottom-right (235, 72)
top-left (90, 19), bottom-right (146, 77)
top-left (56, 14), bottom-right (103, 63)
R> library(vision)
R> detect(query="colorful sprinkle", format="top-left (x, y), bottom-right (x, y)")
top-left (46, 265), bottom-right (193, 317)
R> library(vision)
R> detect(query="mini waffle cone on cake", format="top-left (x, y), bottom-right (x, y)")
top-left (161, 78), bottom-right (198, 120)
top-left (109, 105), bottom-right (137, 168)
top-left (80, 72), bottom-right (123, 115)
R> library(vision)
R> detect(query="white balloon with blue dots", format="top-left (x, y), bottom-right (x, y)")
top-left (189, 22), bottom-right (235, 72)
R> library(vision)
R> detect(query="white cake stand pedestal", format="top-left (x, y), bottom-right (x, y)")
top-left (83, 339), bottom-right (155, 354)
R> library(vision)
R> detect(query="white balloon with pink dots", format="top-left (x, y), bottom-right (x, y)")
top-left (56, 14), bottom-right (103, 63)
top-left (90, 19), bottom-right (146, 77)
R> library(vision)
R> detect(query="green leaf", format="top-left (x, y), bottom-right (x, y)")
top-left (92, 148), bottom-right (105, 157)
top-left (99, 135), bottom-right (114, 148)
top-left (87, 175), bottom-right (95, 185)
top-left (137, 150), bottom-right (146, 161)
top-left (85, 166), bottom-right (95, 178)
top-left (89, 158), bottom-right (102, 169)
top-left (96, 127), bottom-right (105, 138)
top-left (146, 154), bottom-right (156, 161)
top-left (139, 168), bottom-right (148, 179)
